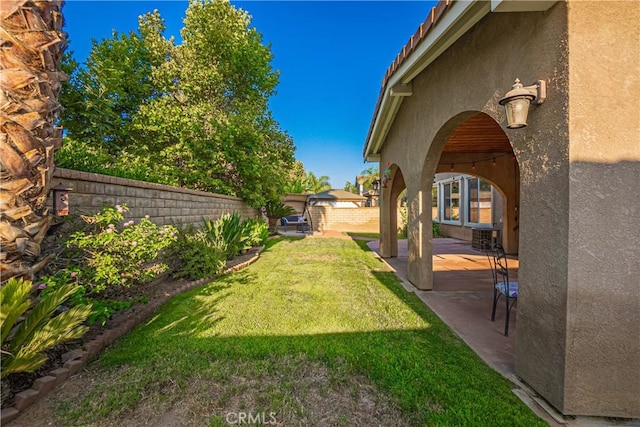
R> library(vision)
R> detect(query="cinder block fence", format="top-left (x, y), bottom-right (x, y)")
top-left (49, 168), bottom-right (258, 226)
top-left (307, 206), bottom-right (379, 233)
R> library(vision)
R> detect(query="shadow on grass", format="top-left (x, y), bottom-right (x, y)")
top-left (93, 237), bottom-right (544, 427)
top-left (118, 315), bottom-right (538, 425)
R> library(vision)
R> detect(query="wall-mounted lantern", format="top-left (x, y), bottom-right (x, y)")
top-left (52, 184), bottom-right (73, 216)
top-left (372, 179), bottom-right (380, 192)
top-left (499, 78), bottom-right (546, 129)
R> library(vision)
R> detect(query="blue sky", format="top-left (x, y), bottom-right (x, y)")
top-left (63, 1), bottom-right (436, 188)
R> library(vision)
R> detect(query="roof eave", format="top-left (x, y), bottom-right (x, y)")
top-left (364, 0), bottom-right (491, 161)
top-left (363, 0), bottom-right (558, 161)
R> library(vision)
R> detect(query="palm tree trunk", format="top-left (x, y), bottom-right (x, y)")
top-left (0, 0), bottom-right (66, 282)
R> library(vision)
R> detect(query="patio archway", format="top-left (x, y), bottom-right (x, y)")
top-left (380, 163), bottom-right (406, 259)
top-left (432, 111), bottom-right (519, 254)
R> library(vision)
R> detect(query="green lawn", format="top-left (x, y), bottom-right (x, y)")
top-left (344, 231), bottom-right (381, 239)
top-left (54, 237), bottom-right (545, 426)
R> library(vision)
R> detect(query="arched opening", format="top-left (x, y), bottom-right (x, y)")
top-left (407, 111), bottom-right (522, 363)
top-left (431, 112), bottom-right (519, 254)
top-left (380, 163), bottom-right (406, 260)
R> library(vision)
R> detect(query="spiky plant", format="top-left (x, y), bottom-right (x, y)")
top-left (203, 212), bottom-right (248, 260)
top-left (0, 1), bottom-right (68, 282)
top-left (1, 277), bottom-right (91, 378)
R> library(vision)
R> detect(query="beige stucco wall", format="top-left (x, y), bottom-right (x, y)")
top-left (376, 1), bottom-right (639, 418)
top-left (49, 168), bottom-right (258, 226)
top-left (562, 1), bottom-right (640, 416)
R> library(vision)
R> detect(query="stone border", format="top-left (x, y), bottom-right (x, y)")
top-left (0, 246), bottom-right (265, 425)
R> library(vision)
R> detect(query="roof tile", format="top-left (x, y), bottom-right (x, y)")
top-left (364, 0), bottom-right (453, 156)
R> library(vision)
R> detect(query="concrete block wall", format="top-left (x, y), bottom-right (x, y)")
top-left (49, 168), bottom-right (258, 226)
top-left (307, 206), bottom-right (379, 233)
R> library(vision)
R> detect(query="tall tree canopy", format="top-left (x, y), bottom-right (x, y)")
top-left (58, 0), bottom-right (295, 207)
top-left (60, 11), bottom-right (170, 155)
top-left (283, 168), bottom-right (331, 195)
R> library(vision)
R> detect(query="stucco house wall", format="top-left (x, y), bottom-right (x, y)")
top-left (371, 1), bottom-right (638, 418)
top-left (562, 1), bottom-right (640, 415)
top-left (380, 4), bottom-right (571, 409)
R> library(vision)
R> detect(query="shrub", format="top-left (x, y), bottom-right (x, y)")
top-left (171, 229), bottom-right (227, 280)
top-left (265, 201), bottom-right (296, 231)
top-left (398, 207), bottom-right (408, 238)
top-left (38, 268), bottom-right (137, 326)
top-left (203, 212), bottom-right (247, 260)
top-left (0, 278), bottom-right (92, 378)
top-left (242, 218), bottom-right (269, 248)
top-left (66, 204), bottom-right (178, 293)
top-left (432, 221), bottom-right (443, 238)
top-left (170, 215), bottom-right (267, 280)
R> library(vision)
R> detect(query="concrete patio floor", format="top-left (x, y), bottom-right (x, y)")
top-left (366, 238), bottom-right (518, 377)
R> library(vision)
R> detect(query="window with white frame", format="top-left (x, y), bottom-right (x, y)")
top-left (432, 185), bottom-right (438, 221)
top-left (442, 179), bottom-right (460, 222)
top-left (467, 177), bottom-right (492, 224)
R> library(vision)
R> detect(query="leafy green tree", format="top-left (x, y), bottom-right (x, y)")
top-left (283, 161), bottom-right (308, 194)
top-left (58, 2), bottom-right (295, 207)
top-left (305, 172), bottom-right (331, 194)
top-left (60, 11), bottom-right (169, 155)
top-left (282, 168), bottom-right (331, 194)
top-left (344, 181), bottom-right (358, 194)
top-left (358, 166), bottom-right (380, 191)
top-left (135, 1), bottom-right (294, 206)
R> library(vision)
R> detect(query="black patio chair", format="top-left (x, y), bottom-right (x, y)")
top-left (490, 243), bottom-right (519, 336)
top-left (480, 239), bottom-right (497, 287)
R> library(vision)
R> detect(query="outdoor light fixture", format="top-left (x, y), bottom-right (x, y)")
top-left (52, 184), bottom-right (73, 216)
top-left (372, 179), bottom-right (380, 192)
top-left (499, 78), bottom-right (546, 129)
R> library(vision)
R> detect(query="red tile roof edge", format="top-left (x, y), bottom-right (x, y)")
top-left (364, 0), bottom-right (453, 157)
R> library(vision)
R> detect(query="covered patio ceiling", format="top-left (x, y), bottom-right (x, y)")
top-left (442, 112), bottom-right (512, 154)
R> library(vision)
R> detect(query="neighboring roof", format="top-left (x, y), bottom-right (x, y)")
top-left (309, 189), bottom-right (367, 201)
top-left (363, 0), bottom-right (557, 161)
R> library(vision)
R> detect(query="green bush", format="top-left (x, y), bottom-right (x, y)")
top-left (399, 207), bottom-right (408, 238)
top-left (66, 204), bottom-right (178, 293)
top-left (171, 229), bottom-right (227, 280)
top-left (432, 221), bottom-right (443, 238)
top-left (242, 218), bottom-right (269, 248)
top-left (0, 278), bottom-right (92, 378)
top-left (264, 201), bottom-right (296, 219)
top-left (55, 138), bottom-right (169, 185)
top-left (203, 212), bottom-right (247, 260)
top-left (39, 268), bottom-right (140, 326)
top-left (265, 201), bottom-right (296, 231)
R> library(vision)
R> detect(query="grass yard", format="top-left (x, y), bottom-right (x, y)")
top-left (42, 237), bottom-right (544, 426)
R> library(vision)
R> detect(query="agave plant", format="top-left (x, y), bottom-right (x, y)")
top-left (1, 277), bottom-right (92, 378)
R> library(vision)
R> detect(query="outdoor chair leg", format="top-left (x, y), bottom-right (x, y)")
top-left (504, 296), bottom-right (510, 336)
top-left (491, 289), bottom-right (499, 321)
top-left (504, 297), bottom-right (517, 337)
